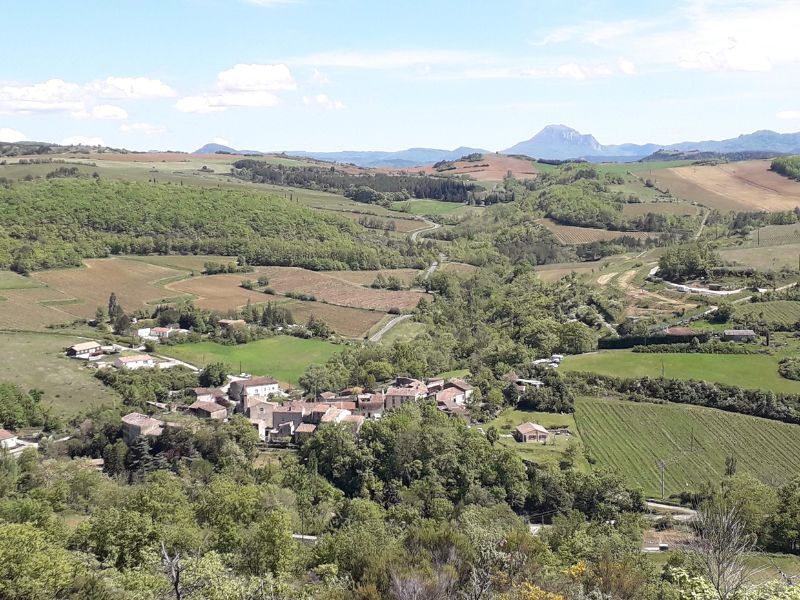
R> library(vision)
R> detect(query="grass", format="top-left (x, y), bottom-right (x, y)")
top-left (644, 551), bottom-right (800, 584)
top-left (161, 337), bottom-right (342, 386)
top-left (734, 300), bottom-right (800, 328)
top-left (0, 332), bottom-right (119, 418)
top-left (0, 271), bottom-right (44, 290)
top-left (562, 348), bottom-right (800, 394)
top-left (379, 319), bottom-right (427, 344)
top-left (575, 396), bottom-right (800, 497)
top-left (391, 199), bottom-right (469, 215)
top-left (720, 243), bottom-right (800, 270)
top-left (487, 408), bottom-right (589, 472)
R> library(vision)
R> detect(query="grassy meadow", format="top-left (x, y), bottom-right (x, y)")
top-left (0, 332), bottom-right (119, 417)
top-left (161, 337), bottom-right (342, 385)
top-left (562, 348), bottom-right (800, 394)
top-left (575, 396), bottom-right (800, 497)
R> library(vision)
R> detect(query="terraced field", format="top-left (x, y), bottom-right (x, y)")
top-left (720, 243), bottom-right (800, 270)
top-left (576, 397), bottom-right (800, 497)
top-left (539, 219), bottom-right (658, 245)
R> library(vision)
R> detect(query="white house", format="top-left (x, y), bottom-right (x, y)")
top-left (0, 429), bottom-right (18, 449)
top-left (113, 354), bottom-right (156, 370)
top-left (228, 376), bottom-right (283, 401)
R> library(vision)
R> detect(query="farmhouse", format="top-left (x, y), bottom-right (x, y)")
top-left (355, 394), bottom-right (385, 419)
top-left (447, 378), bottom-right (474, 401)
top-left (722, 329), bottom-right (758, 343)
top-left (192, 387), bottom-right (227, 404)
top-left (229, 376), bottom-right (283, 401)
top-left (121, 412), bottom-right (164, 444)
top-left (664, 326), bottom-right (694, 336)
top-left (436, 387), bottom-right (467, 406)
top-left (294, 423), bottom-right (317, 444)
top-left (188, 400), bottom-right (227, 420)
top-left (66, 341), bottom-right (102, 359)
top-left (385, 378), bottom-right (429, 409)
top-left (151, 326), bottom-right (173, 340)
top-left (114, 354), bottom-right (156, 370)
top-left (514, 422), bottom-right (551, 444)
top-left (0, 429), bottom-right (19, 449)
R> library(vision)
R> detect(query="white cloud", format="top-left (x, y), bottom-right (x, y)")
top-left (120, 122), bottom-right (167, 134)
top-left (175, 90), bottom-right (280, 113)
top-left (0, 127), bottom-right (27, 142)
top-left (91, 76), bottom-right (176, 99)
top-left (91, 104), bottom-right (128, 120)
top-left (777, 110), bottom-right (800, 120)
top-left (618, 59), bottom-right (637, 75)
top-left (302, 94), bottom-right (345, 110)
top-left (0, 79), bottom-right (84, 113)
top-left (176, 63), bottom-right (293, 113)
top-left (62, 135), bottom-right (105, 146)
top-left (311, 68), bottom-right (331, 85)
top-left (217, 63), bottom-right (296, 91)
top-left (294, 49), bottom-right (479, 69)
top-left (556, 63), bottom-right (586, 80)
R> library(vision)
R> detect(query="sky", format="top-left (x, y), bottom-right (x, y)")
top-left (0, 0), bottom-right (799, 152)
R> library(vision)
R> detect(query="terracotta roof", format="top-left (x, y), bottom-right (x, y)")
top-left (328, 401), bottom-right (357, 410)
top-left (319, 391), bottom-right (336, 400)
top-left (0, 429), bottom-right (16, 441)
top-left (295, 423), bottom-right (317, 434)
top-left (724, 329), bottom-right (756, 336)
top-left (515, 422), bottom-right (549, 435)
top-left (320, 408), bottom-right (348, 423)
top-left (189, 400), bottom-right (226, 413)
top-left (386, 386), bottom-right (424, 397)
top-left (121, 412), bottom-right (163, 428)
top-left (244, 376), bottom-right (278, 387)
top-left (436, 388), bottom-right (463, 403)
top-left (70, 341), bottom-right (101, 351)
top-left (664, 326), bottom-right (693, 336)
top-left (194, 387), bottom-right (225, 396)
top-left (117, 354), bottom-right (154, 363)
top-left (447, 378), bottom-right (473, 391)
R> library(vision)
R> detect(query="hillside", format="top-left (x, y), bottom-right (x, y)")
top-left (576, 396), bottom-right (800, 497)
top-left (0, 179), bottom-right (424, 273)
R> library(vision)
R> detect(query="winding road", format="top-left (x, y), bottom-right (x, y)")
top-left (410, 218), bottom-right (441, 242)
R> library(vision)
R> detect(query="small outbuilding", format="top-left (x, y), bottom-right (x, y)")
top-left (722, 329), bottom-right (758, 343)
top-left (0, 429), bottom-right (19, 449)
top-left (67, 341), bottom-right (102, 358)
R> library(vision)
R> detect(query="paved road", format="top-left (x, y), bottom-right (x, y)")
top-left (369, 314), bottom-right (413, 342)
top-left (646, 501), bottom-right (697, 523)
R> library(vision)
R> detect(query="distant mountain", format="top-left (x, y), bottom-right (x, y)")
top-left (286, 146), bottom-right (489, 168)
top-left (501, 125), bottom-right (800, 161)
top-left (194, 143), bottom-right (238, 154)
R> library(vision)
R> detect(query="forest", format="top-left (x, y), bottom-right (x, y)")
top-left (771, 155), bottom-right (800, 180)
top-left (231, 160), bottom-right (478, 203)
top-left (0, 179), bottom-right (430, 273)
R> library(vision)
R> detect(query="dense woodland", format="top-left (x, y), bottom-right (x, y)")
top-left (231, 160), bottom-right (478, 204)
top-left (0, 179), bottom-right (430, 272)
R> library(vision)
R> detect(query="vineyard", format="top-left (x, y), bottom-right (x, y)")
top-left (575, 396), bottom-right (800, 497)
top-left (734, 300), bottom-right (800, 329)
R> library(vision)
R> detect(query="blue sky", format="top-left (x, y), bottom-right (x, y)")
top-left (1, 0), bottom-right (798, 151)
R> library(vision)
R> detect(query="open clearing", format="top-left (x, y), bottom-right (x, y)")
top-left (413, 154), bottom-right (538, 182)
top-left (391, 199), bottom-right (483, 217)
top-left (488, 408), bottom-right (589, 472)
top-left (0, 332), bottom-right (119, 417)
top-left (320, 268), bottom-right (422, 287)
top-left (576, 396), bottom-right (800, 497)
top-left (652, 160), bottom-right (800, 212)
top-left (621, 201), bottom-right (699, 217)
top-left (161, 337), bottom-right (341, 386)
top-left (281, 300), bottom-right (385, 338)
top-left (539, 219), bottom-right (658, 245)
top-left (563, 349), bottom-right (800, 394)
top-left (720, 243), bottom-right (800, 270)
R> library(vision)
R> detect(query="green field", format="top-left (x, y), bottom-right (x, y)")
top-left (734, 300), bottom-right (800, 328)
top-left (0, 271), bottom-right (44, 290)
top-left (162, 337), bottom-right (342, 385)
top-left (391, 199), bottom-right (476, 216)
top-left (488, 408), bottom-right (589, 471)
top-left (575, 397), bottom-right (800, 497)
top-left (379, 319), bottom-right (427, 344)
top-left (0, 332), bottom-right (119, 417)
top-left (562, 349), bottom-right (800, 394)
top-left (720, 243), bottom-right (800, 271)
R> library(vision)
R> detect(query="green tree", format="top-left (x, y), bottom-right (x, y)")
top-left (199, 362), bottom-right (228, 388)
top-left (240, 508), bottom-right (296, 577)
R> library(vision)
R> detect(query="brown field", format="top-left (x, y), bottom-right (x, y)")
top-left (539, 219), bottom-right (658, 245)
top-left (0, 287), bottom-right (84, 329)
top-left (168, 268), bottom-right (431, 312)
top-left (720, 243), bottom-right (800, 271)
top-left (621, 201), bottom-right (699, 217)
top-left (321, 268), bottom-right (422, 287)
top-left (283, 301), bottom-right (385, 338)
top-left (126, 254), bottom-right (237, 272)
top-left (31, 259), bottom-right (190, 320)
top-left (415, 154), bottom-right (538, 182)
top-left (534, 260), bottom-right (608, 282)
top-left (652, 160), bottom-right (800, 212)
